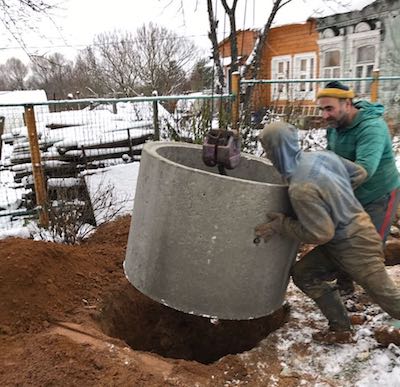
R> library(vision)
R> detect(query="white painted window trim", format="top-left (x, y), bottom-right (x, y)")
top-left (271, 55), bottom-right (292, 100)
top-left (347, 29), bottom-right (380, 96)
top-left (317, 35), bottom-right (344, 46)
top-left (318, 36), bottom-right (345, 81)
top-left (321, 49), bottom-right (342, 79)
top-left (347, 29), bottom-right (380, 69)
top-left (293, 52), bottom-right (317, 100)
top-left (354, 22), bottom-right (371, 33)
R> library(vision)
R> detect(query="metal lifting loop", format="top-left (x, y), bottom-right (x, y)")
top-left (202, 129), bottom-right (241, 171)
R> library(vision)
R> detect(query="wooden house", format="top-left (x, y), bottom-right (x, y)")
top-left (254, 19), bottom-right (319, 113)
top-left (316, 0), bottom-right (400, 123)
top-left (217, 29), bottom-right (259, 91)
top-left (218, 20), bottom-right (320, 118)
top-left (218, 0), bottom-right (400, 124)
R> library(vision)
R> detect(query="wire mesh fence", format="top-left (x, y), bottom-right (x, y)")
top-left (243, 75), bottom-right (400, 154)
top-left (1, 74), bottom-right (399, 239)
top-left (0, 95), bottom-right (231, 238)
top-left (245, 75), bottom-right (400, 132)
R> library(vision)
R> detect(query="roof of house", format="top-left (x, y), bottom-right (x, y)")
top-left (0, 90), bottom-right (47, 104)
top-left (316, 0), bottom-right (400, 30)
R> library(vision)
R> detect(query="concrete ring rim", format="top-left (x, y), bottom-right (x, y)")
top-left (143, 141), bottom-right (287, 188)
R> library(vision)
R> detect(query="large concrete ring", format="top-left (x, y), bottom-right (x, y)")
top-left (124, 141), bottom-right (299, 320)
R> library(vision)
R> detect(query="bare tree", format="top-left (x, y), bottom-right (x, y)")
top-left (0, 57), bottom-right (28, 90)
top-left (5, 57), bottom-right (28, 89)
top-left (204, 0), bottom-right (293, 128)
top-left (71, 48), bottom-right (109, 98)
top-left (0, 65), bottom-right (6, 89)
top-left (207, 0), bottom-right (225, 93)
top-left (0, 1), bottom-right (62, 58)
top-left (69, 25), bottom-right (198, 98)
top-left (27, 53), bottom-right (74, 99)
top-left (89, 31), bottom-right (139, 97)
top-left (241, 0), bottom-right (293, 119)
top-left (220, 0), bottom-right (239, 73)
top-left (134, 23), bottom-right (198, 95)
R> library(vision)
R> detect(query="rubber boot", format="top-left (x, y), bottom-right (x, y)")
top-left (312, 290), bottom-right (354, 344)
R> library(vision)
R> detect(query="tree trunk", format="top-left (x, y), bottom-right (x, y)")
top-left (242, 0), bottom-right (293, 123)
top-left (221, 0), bottom-right (239, 74)
top-left (207, 0), bottom-right (225, 93)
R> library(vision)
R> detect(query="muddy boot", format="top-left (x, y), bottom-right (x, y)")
top-left (312, 290), bottom-right (354, 344)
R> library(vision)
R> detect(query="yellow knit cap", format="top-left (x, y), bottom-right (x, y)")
top-left (317, 87), bottom-right (355, 99)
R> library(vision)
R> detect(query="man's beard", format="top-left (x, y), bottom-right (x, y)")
top-left (327, 110), bottom-right (350, 129)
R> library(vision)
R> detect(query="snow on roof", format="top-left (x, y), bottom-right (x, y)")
top-left (0, 90), bottom-right (47, 104)
top-left (0, 90), bottom-right (49, 132)
top-left (270, 20), bottom-right (313, 29)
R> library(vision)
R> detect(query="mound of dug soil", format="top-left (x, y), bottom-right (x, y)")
top-left (0, 216), bottom-right (295, 386)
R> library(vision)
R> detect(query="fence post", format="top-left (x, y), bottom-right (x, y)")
top-left (24, 104), bottom-right (49, 227)
top-left (126, 128), bottom-right (134, 159)
top-left (370, 69), bottom-right (380, 102)
top-left (0, 116), bottom-right (4, 159)
top-left (152, 90), bottom-right (160, 140)
top-left (231, 71), bottom-right (240, 131)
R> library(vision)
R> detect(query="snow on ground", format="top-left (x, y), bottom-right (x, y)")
top-left (0, 102), bottom-right (168, 237)
top-left (0, 161), bottom-right (140, 240)
top-left (0, 142), bottom-right (28, 233)
top-left (4, 103), bottom-right (164, 152)
top-left (83, 162), bottom-right (139, 225)
top-left (249, 269), bottom-right (400, 386)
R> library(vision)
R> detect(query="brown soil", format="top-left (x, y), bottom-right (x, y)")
top-left (0, 215), bottom-right (299, 386)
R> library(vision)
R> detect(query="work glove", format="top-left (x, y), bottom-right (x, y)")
top-left (254, 212), bottom-right (285, 243)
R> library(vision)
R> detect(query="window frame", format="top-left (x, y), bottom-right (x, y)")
top-left (354, 45), bottom-right (376, 95)
top-left (271, 55), bottom-right (292, 100)
top-left (293, 52), bottom-right (317, 100)
top-left (347, 29), bottom-right (380, 97)
top-left (322, 49), bottom-right (341, 79)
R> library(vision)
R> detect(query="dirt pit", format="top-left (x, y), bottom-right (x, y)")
top-left (0, 215), bottom-right (295, 386)
top-left (98, 284), bottom-right (289, 364)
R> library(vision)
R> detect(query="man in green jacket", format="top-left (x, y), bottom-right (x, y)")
top-left (317, 81), bottom-right (400, 293)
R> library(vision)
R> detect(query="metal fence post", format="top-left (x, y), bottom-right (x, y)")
top-left (24, 104), bottom-right (49, 227)
top-left (370, 69), bottom-right (380, 102)
top-left (231, 71), bottom-right (240, 131)
top-left (152, 90), bottom-right (160, 140)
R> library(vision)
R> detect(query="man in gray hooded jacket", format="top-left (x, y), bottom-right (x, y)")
top-left (255, 121), bottom-right (400, 344)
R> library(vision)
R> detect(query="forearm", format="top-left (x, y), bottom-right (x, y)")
top-left (280, 216), bottom-right (333, 245)
top-left (339, 156), bottom-right (368, 189)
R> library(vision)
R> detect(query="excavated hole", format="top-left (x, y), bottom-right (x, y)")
top-left (97, 283), bottom-right (290, 364)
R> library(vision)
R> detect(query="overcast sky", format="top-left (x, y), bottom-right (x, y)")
top-left (0, 0), bottom-right (375, 63)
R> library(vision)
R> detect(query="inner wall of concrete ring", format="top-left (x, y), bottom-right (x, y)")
top-left (124, 141), bottom-right (299, 320)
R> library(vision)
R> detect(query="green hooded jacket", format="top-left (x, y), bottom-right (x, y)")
top-left (326, 100), bottom-right (400, 205)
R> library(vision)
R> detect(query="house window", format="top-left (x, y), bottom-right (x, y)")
top-left (323, 50), bottom-right (341, 79)
top-left (271, 55), bottom-right (291, 100)
top-left (293, 53), bottom-right (316, 100)
top-left (354, 45), bottom-right (375, 95)
top-left (355, 22), bottom-right (371, 33)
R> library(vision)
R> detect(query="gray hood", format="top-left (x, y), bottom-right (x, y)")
top-left (259, 122), bottom-right (301, 179)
